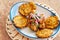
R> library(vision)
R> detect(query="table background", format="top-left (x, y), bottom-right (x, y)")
top-left (0, 0), bottom-right (60, 40)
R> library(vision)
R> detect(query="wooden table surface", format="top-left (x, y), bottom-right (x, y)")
top-left (0, 0), bottom-right (60, 40)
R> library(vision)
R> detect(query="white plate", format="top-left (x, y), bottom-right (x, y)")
top-left (10, 1), bottom-right (60, 40)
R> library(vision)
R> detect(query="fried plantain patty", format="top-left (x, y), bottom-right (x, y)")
top-left (45, 16), bottom-right (59, 29)
top-left (36, 29), bottom-right (53, 38)
top-left (13, 15), bottom-right (28, 29)
top-left (18, 2), bottom-right (36, 16)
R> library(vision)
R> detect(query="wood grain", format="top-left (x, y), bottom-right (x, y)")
top-left (0, 0), bottom-right (60, 40)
